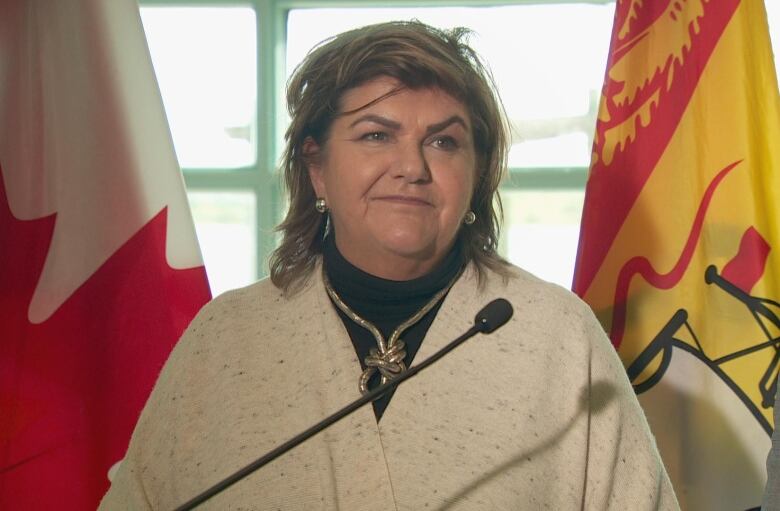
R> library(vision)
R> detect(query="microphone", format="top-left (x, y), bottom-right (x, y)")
top-left (475, 297), bottom-right (513, 333)
top-left (175, 298), bottom-right (513, 510)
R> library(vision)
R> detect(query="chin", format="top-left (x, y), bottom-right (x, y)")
top-left (376, 235), bottom-right (438, 261)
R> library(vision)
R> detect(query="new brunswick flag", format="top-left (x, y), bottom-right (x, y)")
top-left (0, 0), bottom-right (211, 508)
top-left (574, 0), bottom-right (780, 509)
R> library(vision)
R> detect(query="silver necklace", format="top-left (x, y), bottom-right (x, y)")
top-left (322, 267), bottom-right (458, 395)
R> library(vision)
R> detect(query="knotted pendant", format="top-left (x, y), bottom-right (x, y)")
top-left (359, 340), bottom-right (407, 394)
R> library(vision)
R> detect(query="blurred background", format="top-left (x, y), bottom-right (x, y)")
top-left (137, 0), bottom-right (780, 296)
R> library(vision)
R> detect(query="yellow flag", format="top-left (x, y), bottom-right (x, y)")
top-left (574, 0), bottom-right (780, 508)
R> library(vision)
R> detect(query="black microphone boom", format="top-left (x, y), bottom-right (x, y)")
top-left (175, 298), bottom-right (514, 510)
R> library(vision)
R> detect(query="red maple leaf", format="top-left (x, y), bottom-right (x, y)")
top-left (0, 163), bottom-right (211, 509)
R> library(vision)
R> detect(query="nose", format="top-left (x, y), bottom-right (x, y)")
top-left (394, 141), bottom-right (431, 183)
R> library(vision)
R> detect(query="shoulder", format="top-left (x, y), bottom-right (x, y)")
top-left (473, 264), bottom-right (644, 411)
top-left (167, 275), bottom-right (323, 366)
top-left (191, 275), bottom-right (317, 330)
top-left (466, 262), bottom-right (600, 330)
top-left (198, 277), bottom-right (288, 319)
top-left (447, 262), bottom-right (614, 367)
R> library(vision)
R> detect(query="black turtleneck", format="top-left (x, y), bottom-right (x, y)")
top-left (322, 234), bottom-right (464, 421)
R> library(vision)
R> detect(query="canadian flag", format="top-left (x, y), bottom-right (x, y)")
top-left (0, 0), bottom-right (211, 509)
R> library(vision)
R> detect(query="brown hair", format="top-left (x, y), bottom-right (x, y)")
top-left (270, 20), bottom-right (510, 294)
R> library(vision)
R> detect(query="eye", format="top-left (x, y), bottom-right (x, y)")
top-left (430, 135), bottom-right (459, 150)
top-left (360, 131), bottom-right (389, 142)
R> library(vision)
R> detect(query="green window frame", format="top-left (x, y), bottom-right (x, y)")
top-left (138, 0), bottom-right (619, 291)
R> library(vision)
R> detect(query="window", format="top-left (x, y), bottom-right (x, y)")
top-left (140, 0), bottom-right (780, 295)
top-left (141, 4), bottom-right (266, 296)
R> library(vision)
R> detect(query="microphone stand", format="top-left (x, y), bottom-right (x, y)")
top-left (176, 298), bottom-right (512, 510)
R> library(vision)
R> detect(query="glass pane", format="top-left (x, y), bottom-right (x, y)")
top-left (188, 191), bottom-right (257, 297)
top-left (499, 190), bottom-right (584, 289)
top-left (141, 7), bottom-right (257, 168)
top-left (286, 4), bottom-right (614, 168)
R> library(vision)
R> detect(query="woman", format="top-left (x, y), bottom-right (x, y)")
top-left (100, 21), bottom-right (678, 510)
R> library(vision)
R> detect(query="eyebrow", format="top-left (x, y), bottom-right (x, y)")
top-left (348, 114), bottom-right (469, 135)
top-left (425, 115), bottom-right (469, 136)
top-left (348, 114), bottom-right (400, 130)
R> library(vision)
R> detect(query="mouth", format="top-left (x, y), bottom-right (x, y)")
top-left (373, 195), bottom-right (433, 207)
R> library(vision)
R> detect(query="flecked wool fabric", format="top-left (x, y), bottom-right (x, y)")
top-left (763, 374), bottom-right (780, 510)
top-left (99, 262), bottom-right (679, 510)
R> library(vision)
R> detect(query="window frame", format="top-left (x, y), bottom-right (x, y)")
top-left (138, 0), bottom-right (609, 282)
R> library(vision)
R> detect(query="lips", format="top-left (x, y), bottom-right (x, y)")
top-left (373, 195), bottom-right (433, 206)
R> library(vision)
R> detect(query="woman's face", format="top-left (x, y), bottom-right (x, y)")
top-left (307, 76), bottom-right (476, 280)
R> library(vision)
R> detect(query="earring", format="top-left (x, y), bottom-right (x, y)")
top-left (315, 198), bottom-right (327, 213)
top-left (464, 211), bottom-right (476, 225)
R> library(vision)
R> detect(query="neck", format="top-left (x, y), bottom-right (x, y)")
top-left (321, 233), bottom-right (464, 326)
top-left (332, 237), bottom-right (447, 281)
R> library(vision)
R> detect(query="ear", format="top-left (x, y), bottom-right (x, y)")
top-left (303, 136), bottom-right (326, 199)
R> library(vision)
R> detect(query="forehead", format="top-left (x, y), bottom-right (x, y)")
top-left (337, 76), bottom-right (471, 127)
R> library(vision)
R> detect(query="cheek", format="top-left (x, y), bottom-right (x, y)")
top-left (323, 172), bottom-right (370, 214)
top-left (331, 171), bottom-right (387, 208)
top-left (441, 167), bottom-right (476, 212)
top-left (427, 151), bottom-right (476, 200)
